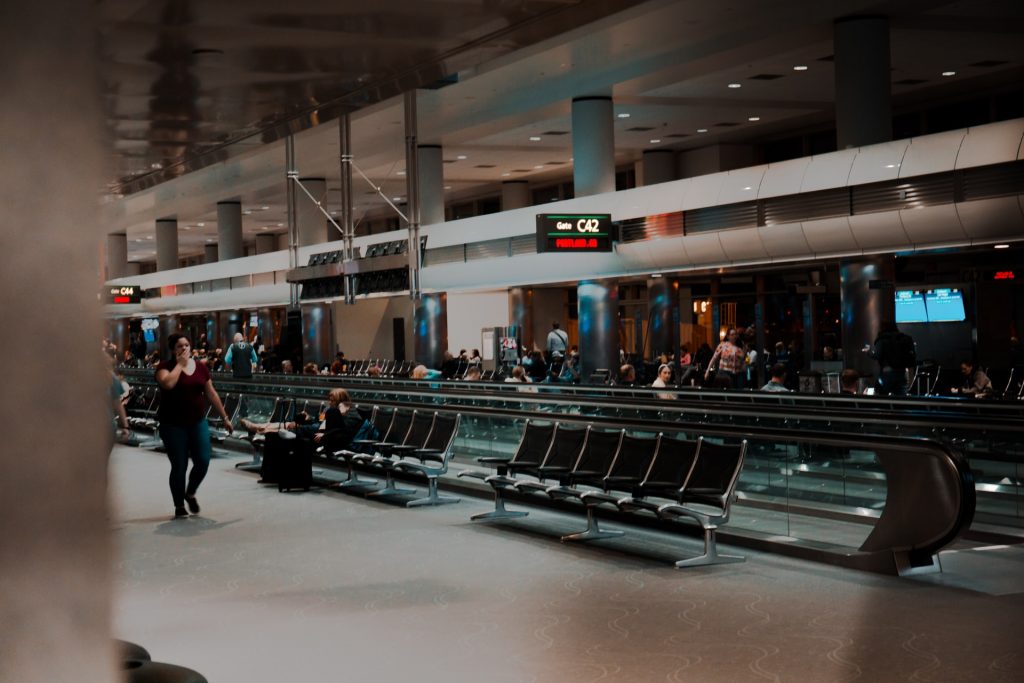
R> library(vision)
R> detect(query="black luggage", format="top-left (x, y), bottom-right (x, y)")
top-left (260, 433), bottom-right (313, 492)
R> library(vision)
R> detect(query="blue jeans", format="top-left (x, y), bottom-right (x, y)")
top-left (159, 420), bottom-right (211, 508)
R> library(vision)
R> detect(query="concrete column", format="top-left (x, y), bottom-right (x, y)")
top-left (296, 177), bottom-right (327, 247)
top-left (155, 218), bottom-right (178, 271)
top-left (216, 200), bottom-right (244, 260)
top-left (216, 310), bottom-right (244, 351)
top-left (642, 150), bottom-right (675, 186)
top-left (125, 262), bottom-right (142, 276)
top-left (1, 7), bottom-right (114, 679)
top-left (648, 277), bottom-right (680, 360)
top-left (414, 292), bottom-right (448, 370)
top-left (106, 233), bottom-right (128, 280)
top-left (835, 16), bottom-right (892, 149)
top-left (203, 243), bottom-right (218, 263)
top-left (160, 315), bottom-right (181, 353)
top-left (109, 319), bottom-right (129, 360)
top-left (300, 302), bottom-right (334, 367)
top-left (255, 233), bottom-right (277, 254)
top-left (572, 96), bottom-right (615, 197)
top-left (755, 275), bottom-right (767, 387)
top-left (418, 144), bottom-right (444, 226)
top-left (840, 257), bottom-right (896, 379)
top-left (205, 316), bottom-right (219, 355)
top-left (578, 280), bottom-right (619, 381)
top-left (258, 307), bottom-right (279, 350)
top-left (509, 287), bottom-right (534, 351)
top-left (501, 181), bottom-right (530, 210)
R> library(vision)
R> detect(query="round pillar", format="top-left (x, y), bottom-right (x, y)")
top-left (296, 177), bottom-right (327, 247)
top-left (300, 302), bottom-right (334, 367)
top-left (642, 150), bottom-right (675, 186)
top-left (216, 201), bottom-right (244, 260)
top-left (840, 257), bottom-right (896, 379)
top-left (203, 243), bottom-right (218, 263)
top-left (414, 293), bottom-right (448, 370)
top-left (835, 16), bottom-right (892, 149)
top-left (418, 144), bottom-right (444, 226)
top-left (572, 96), bottom-right (615, 197)
top-left (106, 233), bottom-right (128, 280)
top-left (578, 280), bottom-right (619, 381)
top-left (502, 181), bottom-right (530, 210)
top-left (255, 233), bottom-right (276, 254)
top-left (648, 277), bottom-right (680, 360)
top-left (155, 218), bottom-right (178, 271)
top-left (509, 287), bottom-right (534, 351)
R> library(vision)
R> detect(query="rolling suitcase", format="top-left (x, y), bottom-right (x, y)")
top-left (277, 435), bottom-right (313, 492)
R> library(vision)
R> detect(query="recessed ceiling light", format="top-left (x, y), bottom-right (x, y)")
top-left (260, 205), bottom-right (269, 210)
top-left (942, 70), bottom-right (956, 77)
top-left (534, 165), bottom-right (544, 169)
top-left (277, 223), bottom-right (284, 227)
top-left (748, 116), bottom-right (760, 122)
top-left (743, 186), bottom-right (752, 191)
top-left (392, 196), bottom-right (402, 201)
top-left (456, 155), bottom-right (467, 160)
top-left (617, 113), bottom-right (631, 119)
top-left (183, 226), bottom-right (191, 230)
top-left (529, 136), bottom-right (542, 141)
top-left (196, 222), bottom-right (205, 227)
top-left (727, 83), bottom-right (741, 89)
top-left (260, 227), bottom-right (268, 231)
top-left (397, 170), bottom-right (406, 175)
top-left (150, 162), bottom-right (162, 170)
top-left (501, 172), bottom-right (511, 177)
top-left (994, 243), bottom-right (1010, 249)
top-left (697, 128), bottom-right (708, 133)
top-left (649, 139), bottom-right (661, 144)
top-left (885, 164), bottom-right (896, 168)
top-left (206, 238), bottom-right (214, 243)
top-left (793, 65), bottom-right (808, 71)
top-left (444, 186), bottom-right (452, 190)
top-left (243, 210), bottom-right (252, 215)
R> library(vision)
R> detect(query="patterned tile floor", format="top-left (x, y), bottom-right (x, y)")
top-left (110, 446), bottom-right (1023, 682)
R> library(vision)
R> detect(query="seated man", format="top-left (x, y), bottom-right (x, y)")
top-left (617, 363), bottom-right (636, 386)
top-left (840, 368), bottom-right (860, 395)
top-left (952, 359), bottom-right (993, 398)
top-left (761, 363), bottom-right (790, 392)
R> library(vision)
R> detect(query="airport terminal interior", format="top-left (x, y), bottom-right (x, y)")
top-left (3, 1), bottom-right (1024, 681)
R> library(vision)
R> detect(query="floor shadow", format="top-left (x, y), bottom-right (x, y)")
top-left (154, 516), bottom-right (243, 537)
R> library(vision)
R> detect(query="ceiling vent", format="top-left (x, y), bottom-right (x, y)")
top-left (714, 122), bottom-right (740, 127)
top-left (894, 78), bottom-right (928, 85)
top-left (541, 130), bottom-right (569, 135)
top-left (626, 126), bottom-right (655, 132)
top-left (749, 73), bottom-right (783, 80)
top-left (969, 59), bottom-right (1009, 67)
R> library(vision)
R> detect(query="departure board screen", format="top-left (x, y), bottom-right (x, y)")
top-left (924, 288), bottom-right (966, 322)
top-left (895, 290), bottom-right (927, 323)
top-left (536, 214), bottom-right (613, 252)
top-left (106, 285), bottom-right (141, 304)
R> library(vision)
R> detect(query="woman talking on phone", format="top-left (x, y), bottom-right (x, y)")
top-left (156, 334), bottom-right (234, 518)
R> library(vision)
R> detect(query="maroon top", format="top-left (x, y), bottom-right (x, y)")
top-left (156, 360), bottom-right (211, 426)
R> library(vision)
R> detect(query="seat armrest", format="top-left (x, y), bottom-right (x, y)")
top-left (477, 456), bottom-right (512, 464)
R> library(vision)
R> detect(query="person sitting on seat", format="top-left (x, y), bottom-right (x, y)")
top-left (652, 363), bottom-right (675, 399)
top-left (464, 366), bottom-right (482, 381)
top-left (617, 364), bottom-right (636, 386)
top-left (761, 363), bottom-right (790, 392)
top-left (840, 368), bottom-right (860, 395)
top-left (952, 359), bottom-right (993, 398)
top-left (411, 364), bottom-right (443, 380)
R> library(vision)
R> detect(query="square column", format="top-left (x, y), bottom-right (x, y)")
top-left (155, 218), bottom-right (178, 271)
top-left (572, 96), bottom-right (615, 197)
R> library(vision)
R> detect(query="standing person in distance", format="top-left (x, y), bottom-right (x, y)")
top-left (224, 332), bottom-right (258, 379)
top-left (156, 334), bottom-right (234, 518)
top-left (866, 321), bottom-right (915, 396)
top-left (705, 327), bottom-right (746, 390)
top-left (546, 321), bottom-right (568, 363)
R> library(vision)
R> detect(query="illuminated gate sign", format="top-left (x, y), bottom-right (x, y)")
top-left (536, 214), bottom-right (614, 253)
top-left (106, 285), bottom-right (141, 304)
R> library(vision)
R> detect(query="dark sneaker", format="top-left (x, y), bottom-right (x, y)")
top-left (174, 506), bottom-right (188, 518)
top-left (184, 495), bottom-right (200, 514)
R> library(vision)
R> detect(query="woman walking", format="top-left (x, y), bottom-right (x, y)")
top-left (156, 334), bottom-right (234, 518)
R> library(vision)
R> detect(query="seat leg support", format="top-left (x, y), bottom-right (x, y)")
top-left (335, 463), bottom-right (378, 490)
top-left (406, 478), bottom-right (460, 508)
top-left (470, 493), bottom-right (528, 521)
top-left (674, 528), bottom-right (744, 568)
top-left (366, 470), bottom-right (416, 498)
top-left (561, 507), bottom-right (624, 543)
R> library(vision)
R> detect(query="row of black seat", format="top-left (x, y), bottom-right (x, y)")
top-left (459, 421), bottom-right (748, 568)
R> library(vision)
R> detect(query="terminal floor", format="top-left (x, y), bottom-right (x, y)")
top-left (110, 445), bottom-right (1023, 683)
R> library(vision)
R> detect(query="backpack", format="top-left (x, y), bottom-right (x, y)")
top-left (350, 419), bottom-right (380, 454)
top-left (892, 332), bottom-right (917, 369)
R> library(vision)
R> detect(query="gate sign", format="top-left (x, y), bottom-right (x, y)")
top-left (106, 285), bottom-right (142, 304)
top-left (536, 214), bottom-right (614, 253)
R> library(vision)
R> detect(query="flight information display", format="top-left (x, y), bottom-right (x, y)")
top-left (536, 214), bottom-right (614, 252)
top-left (895, 290), bottom-right (928, 323)
top-left (924, 288), bottom-right (966, 322)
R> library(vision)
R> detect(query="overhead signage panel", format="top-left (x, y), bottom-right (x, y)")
top-left (106, 285), bottom-right (142, 304)
top-left (536, 214), bottom-right (614, 253)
